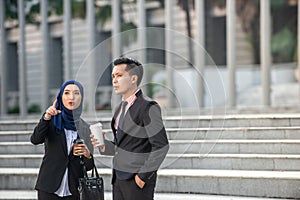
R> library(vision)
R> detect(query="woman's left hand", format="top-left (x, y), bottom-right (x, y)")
top-left (73, 144), bottom-right (92, 159)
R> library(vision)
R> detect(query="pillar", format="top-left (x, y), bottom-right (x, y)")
top-left (0, 1), bottom-right (7, 115)
top-left (227, 0), bottom-right (236, 107)
top-left (165, 0), bottom-right (175, 108)
top-left (260, 0), bottom-right (271, 106)
top-left (195, 0), bottom-right (205, 107)
top-left (18, 0), bottom-right (27, 116)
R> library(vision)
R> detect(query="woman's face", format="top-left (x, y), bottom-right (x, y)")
top-left (62, 84), bottom-right (82, 110)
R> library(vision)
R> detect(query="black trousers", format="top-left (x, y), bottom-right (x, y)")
top-left (113, 178), bottom-right (155, 200)
top-left (37, 190), bottom-right (79, 200)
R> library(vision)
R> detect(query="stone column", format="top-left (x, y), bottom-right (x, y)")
top-left (260, 0), bottom-right (271, 106)
top-left (63, 0), bottom-right (72, 81)
top-left (298, 0), bottom-right (300, 101)
top-left (165, 0), bottom-right (175, 108)
top-left (137, 0), bottom-right (147, 91)
top-left (18, 0), bottom-right (27, 116)
top-left (112, 0), bottom-right (122, 108)
top-left (86, 0), bottom-right (96, 114)
top-left (195, 0), bottom-right (205, 107)
top-left (0, 1), bottom-right (7, 115)
top-left (227, 0), bottom-right (236, 107)
top-left (41, 0), bottom-right (50, 111)
top-left (112, 0), bottom-right (121, 58)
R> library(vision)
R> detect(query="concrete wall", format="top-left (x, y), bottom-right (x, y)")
top-left (152, 63), bottom-right (297, 108)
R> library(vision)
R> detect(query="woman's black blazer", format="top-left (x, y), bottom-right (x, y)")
top-left (31, 117), bottom-right (94, 196)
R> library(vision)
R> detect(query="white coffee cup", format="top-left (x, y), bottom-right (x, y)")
top-left (90, 122), bottom-right (104, 147)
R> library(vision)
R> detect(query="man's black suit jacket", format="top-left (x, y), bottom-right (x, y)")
top-left (31, 117), bottom-right (94, 196)
top-left (103, 90), bottom-right (169, 184)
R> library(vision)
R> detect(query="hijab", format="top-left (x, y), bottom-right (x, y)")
top-left (52, 80), bottom-right (84, 132)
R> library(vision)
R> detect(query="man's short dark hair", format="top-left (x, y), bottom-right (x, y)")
top-left (113, 57), bottom-right (144, 86)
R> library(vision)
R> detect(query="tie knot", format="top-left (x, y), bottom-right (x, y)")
top-left (121, 101), bottom-right (128, 108)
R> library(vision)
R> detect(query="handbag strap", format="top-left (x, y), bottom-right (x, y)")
top-left (80, 156), bottom-right (100, 178)
top-left (92, 164), bottom-right (100, 178)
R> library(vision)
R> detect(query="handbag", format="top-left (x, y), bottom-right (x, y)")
top-left (78, 163), bottom-right (104, 200)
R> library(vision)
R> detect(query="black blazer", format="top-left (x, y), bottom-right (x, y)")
top-left (31, 117), bottom-right (94, 197)
top-left (103, 90), bottom-right (169, 184)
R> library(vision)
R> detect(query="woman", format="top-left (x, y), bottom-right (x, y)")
top-left (31, 80), bottom-right (94, 200)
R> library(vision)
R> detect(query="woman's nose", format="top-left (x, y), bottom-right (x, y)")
top-left (70, 93), bottom-right (75, 99)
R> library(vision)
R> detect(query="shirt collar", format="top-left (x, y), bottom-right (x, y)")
top-left (123, 89), bottom-right (140, 107)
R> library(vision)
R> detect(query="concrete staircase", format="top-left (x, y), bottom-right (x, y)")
top-left (1, 113), bottom-right (300, 199)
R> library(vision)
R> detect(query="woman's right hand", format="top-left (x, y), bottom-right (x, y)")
top-left (44, 100), bottom-right (61, 120)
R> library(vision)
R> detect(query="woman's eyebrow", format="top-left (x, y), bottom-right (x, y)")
top-left (64, 89), bottom-right (80, 92)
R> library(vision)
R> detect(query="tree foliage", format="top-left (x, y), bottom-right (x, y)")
top-left (236, 0), bottom-right (297, 63)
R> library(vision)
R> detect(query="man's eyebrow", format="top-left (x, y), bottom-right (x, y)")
top-left (112, 72), bottom-right (122, 75)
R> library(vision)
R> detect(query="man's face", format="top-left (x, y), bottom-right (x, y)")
top-left (112, 64), bottom-right (137, 99)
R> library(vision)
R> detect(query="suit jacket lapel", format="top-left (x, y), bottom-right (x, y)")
top-left (112, 102), bottom-right (126, 145)
top-left (117, 110), bottom-right (129, 143)
top-left (113, 91), bottom-right (143, 145)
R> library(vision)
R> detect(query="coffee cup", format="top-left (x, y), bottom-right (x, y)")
top-left (90, 122), bottom-right (104, 147)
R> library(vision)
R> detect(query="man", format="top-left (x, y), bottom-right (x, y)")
top-left (91, 57), bottom-right (169, 200)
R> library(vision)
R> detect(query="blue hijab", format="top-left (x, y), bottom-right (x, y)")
top-left (52, 80), bottom-right (84, 132)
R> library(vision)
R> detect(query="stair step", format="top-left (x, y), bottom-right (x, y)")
top-left (169, 139), bottom-right (300, 154)
top-left (163, 114), bottom-right (300, 128)
top-left (2, 127), bottom-right (300, 147)
top-left (3, 126), bottom-right (300, 143)
top-left (156, 169), bottom-right (300, 198)
top-left (0, 142), bottom-right (44, 154)
top-left (2, 154), bottom-right (300, 171)
top-left (0, 168), bottom-right (299, 198)
top-left (0, 121), bottom-right (38, 131)
top-left (0, 190), bottom-right (37, 200)
top-left (0, 131), bottom-right (31, 142)
top-left (162, 153), bottom-right (300, 170)
top-left (1, 114), bottom-right (300, 198)
top-left (1, 140), bottom-right (300, 154)
top-left (2, 126), bottom-right (300, 142)
top-left (2, 114), bottom-right (300, 131)
top-left (167, 126), bottom-right (300, 140)
top-left (0, 190), bottom-right (289, 200)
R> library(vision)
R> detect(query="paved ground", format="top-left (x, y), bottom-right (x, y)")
top-left (0, 191), bottom-right (291, 200)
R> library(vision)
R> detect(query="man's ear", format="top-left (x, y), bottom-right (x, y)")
top-left (131, 75), bottom-right (138, 84)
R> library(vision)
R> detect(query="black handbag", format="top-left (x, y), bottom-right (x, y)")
top-left (78, 164), bottom-right (104, 200)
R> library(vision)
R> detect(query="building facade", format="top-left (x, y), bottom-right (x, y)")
top-left (0, 0), bottom-right (298, 117)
